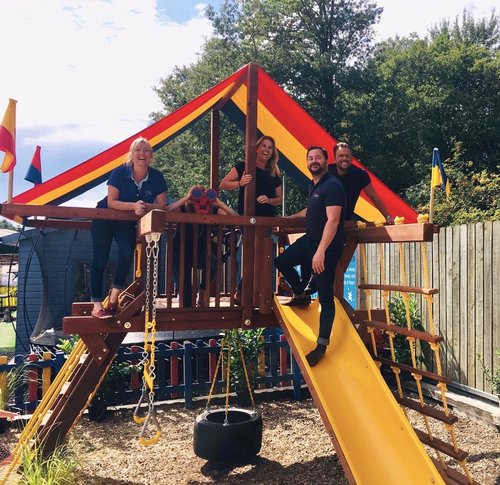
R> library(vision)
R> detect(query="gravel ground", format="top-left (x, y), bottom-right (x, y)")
top-left (1, 396), bottom-right (499, 484)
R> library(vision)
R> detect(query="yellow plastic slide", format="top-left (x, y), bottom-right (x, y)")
top-left (273, 296), bottom-right (444, 485)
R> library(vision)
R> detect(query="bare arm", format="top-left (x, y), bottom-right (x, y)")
top-left (144, 192), bottom-right (167, 212)
top-left (107, 186), bottom-right (147, 215)
top-left (166, 186), bottom-right (196, 212)
top-left (220, 167), bottom-right (252, 190)
top-left (312, 205), bottom-right (342, 274)
top-left (215, 198), bottom-right (238, 216)
top-left (364, 183), bottom-right (393, 224)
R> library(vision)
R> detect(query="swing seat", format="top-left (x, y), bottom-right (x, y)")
top-left (193, 408), bottom-right (262, 462)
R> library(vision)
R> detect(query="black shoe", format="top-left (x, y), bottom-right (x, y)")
top-left (284, 295), bottom-right (311, 307)
top-left (306, 345), bottom-right (326, 367)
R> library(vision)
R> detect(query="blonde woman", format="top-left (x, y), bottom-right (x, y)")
top-left (220, 135), bottom-right (282, 216)
top-left (90, 137), bottom-right (167, 319)
top-left (220, 135), bottom-right (282, 303)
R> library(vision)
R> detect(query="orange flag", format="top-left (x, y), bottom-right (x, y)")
top-left (0, 98), bottom-right (17, 173)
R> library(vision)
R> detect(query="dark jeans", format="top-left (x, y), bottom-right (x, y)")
top-left (274, 235), bottom-right (342, 345)
top-left (90, 219), bottom-right (136, 302)
top-left (173, 231), bottom-right (217, 307)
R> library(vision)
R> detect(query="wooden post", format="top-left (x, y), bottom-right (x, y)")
top-left (210, 109), bottom-right (220, 190)
top-left (241, 63), bottom-right (259, 323)
top-left (28, 353), bottom-right (38, 407)
top-left (42, 352), bottom-right (52, 398)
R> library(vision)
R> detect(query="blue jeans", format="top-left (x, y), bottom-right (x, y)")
top-left (274, 235), bottom-right (342, 345)
top-left (90, 219), bottom-right (136, 301)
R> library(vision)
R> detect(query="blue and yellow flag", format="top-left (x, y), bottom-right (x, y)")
top-left (431, 148), bottom-right (450, 198)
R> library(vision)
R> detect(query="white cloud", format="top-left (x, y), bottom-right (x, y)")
top-left (0, 0), bottom-right (212, 145)
top-left (375, 0), bottom-right (497, 40)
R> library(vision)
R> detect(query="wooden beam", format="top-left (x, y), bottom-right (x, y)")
top-left (213, 71), bottom-right (246, 111)
top-left (241, 62), bottom-right (259, 322)
top-left (210, 109), bottom-right (220, 189)
top-left (64, 306), bottom-right (278, 334)
top-left (138, 209), bottom-right (166, 237)
top-left (358, 284), bottom-right (438, 295)
top-left (345, 223), bottom-right (437, 243)
top-left (373, 355), bottom-right (450, 383)
top-left (0, 203), bottom-right (137, 221)
top-left (413, 428), bottom-right (468, 461)
top-left (394, 394), bottom-right (458, 425)
top-left (80, 334), bottom-right (111, 366)
top-left (361, 320), bottom-right (444, 343)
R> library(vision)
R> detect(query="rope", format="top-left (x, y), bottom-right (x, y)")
top-left (0, 340), bottom-right (87, 484)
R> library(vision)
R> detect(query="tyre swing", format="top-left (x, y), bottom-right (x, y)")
top-left (193, 332), bottom-right (263, 462)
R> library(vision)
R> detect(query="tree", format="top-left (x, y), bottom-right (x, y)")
top-left (344, 12), bottom-right (500, 194)
top-left (152, 0), bottom-right (382, 212)
top-left (207, 0), bottom-right (382, 132)
top-left (406, 141), bottom-right (500, 225)
top-left (0, 218), bottom-right (20, 232)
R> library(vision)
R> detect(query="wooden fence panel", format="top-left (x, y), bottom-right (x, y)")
top-left (361, 220), bottom-right (499, 393)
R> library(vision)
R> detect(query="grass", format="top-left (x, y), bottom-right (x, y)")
top-left (0, 319), bottom-right (16, 354)
top-left (19, 445), bottom-right (77, 485)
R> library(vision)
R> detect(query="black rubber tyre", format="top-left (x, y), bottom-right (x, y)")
top-left (193, 407), bottom-right (262, 462)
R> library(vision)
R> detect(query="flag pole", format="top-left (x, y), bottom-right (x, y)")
top-left (7, 170), bottom-right (13, 203)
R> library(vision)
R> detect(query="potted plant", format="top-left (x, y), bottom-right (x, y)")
top-left (224, 328), bottom-right (265, 407)
top-left (477, 350), bottom-right (500, 402)
top-left (387, 295), bottom-right (432, 369)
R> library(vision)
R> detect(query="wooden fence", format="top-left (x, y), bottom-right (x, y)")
top-left (0, 333), bottom-right (302, 414)
top-left (359, 220), bottom-right (499, 393)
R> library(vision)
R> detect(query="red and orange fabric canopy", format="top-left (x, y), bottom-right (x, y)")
top-left (11, 64), bottom-right (416, 222)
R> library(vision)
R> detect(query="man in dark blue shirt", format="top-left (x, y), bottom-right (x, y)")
top-left (329, 142), bottom-right (393, 223)
top-left (275, 147), bottom-right (345, 366)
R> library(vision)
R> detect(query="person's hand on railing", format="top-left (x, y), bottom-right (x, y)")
top-left (134, 200), bottom-right (146, 216)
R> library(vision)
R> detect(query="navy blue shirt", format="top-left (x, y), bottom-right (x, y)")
top-left (306, 172), bottom-right (345, 246)
top-left (329, 163), bottom-right (370, 220)
top-left (96, 164), bottom-right (167, 209)
top-left (234, 162), bottom-right (282, 217)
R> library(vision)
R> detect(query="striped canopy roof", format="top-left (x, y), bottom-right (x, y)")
top-left (11, 64), bottom-right (416, 222)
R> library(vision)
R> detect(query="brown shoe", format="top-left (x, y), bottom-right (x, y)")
top-left (91, 308), bottom-right (113, 320)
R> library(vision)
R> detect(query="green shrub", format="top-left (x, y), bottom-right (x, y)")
top-left (0, 362), bottom-right (27, 410)
top-left (224, 329), bottom-right (265, 392)
top-left (19, 445), bottom-right (76, 485)
top-left (388, 295), bottom-right (430, 368)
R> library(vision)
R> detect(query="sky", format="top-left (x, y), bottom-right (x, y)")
top-left (0, 0), bottom-right (497, 211)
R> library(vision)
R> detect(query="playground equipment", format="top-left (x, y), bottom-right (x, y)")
top-left (0, 208), bottom-right (478, 484)
top-left (0, 63), bottom-right (478, 484)
top-left (193, 332), bottom-right (263, 462)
